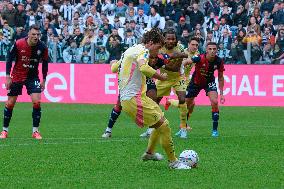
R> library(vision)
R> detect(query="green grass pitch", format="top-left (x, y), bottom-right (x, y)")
top-left (0, 103), bottom-right (283, 189)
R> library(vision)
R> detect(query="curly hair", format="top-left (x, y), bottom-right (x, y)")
top-left (141, 28), bottom-right (164, 45)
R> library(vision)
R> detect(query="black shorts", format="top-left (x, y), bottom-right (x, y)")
top-left (146, 78), bottom-right (157, 92)
top-left (186, 81), bottom-right (218, 98)
top-left (8, 78), bottom-right (42, 96)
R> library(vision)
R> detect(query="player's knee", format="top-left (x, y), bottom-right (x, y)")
top-left (211, 99), bottom-right (218, 107)
top-left (5, 102), bottom-right (15, 110)
top-left (33, 101), bottom-right (41, 109)
top-left (114, 104), bottom-right (122, 112)
top-left (159, 119), bottom-right (171, 134)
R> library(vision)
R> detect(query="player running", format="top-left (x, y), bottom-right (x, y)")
top-left (118, 28), bottom-right (190, 169)
top-left (183, 42), bottom-right (225, 137)
top-left (0, 25), bottom-right (48, 139)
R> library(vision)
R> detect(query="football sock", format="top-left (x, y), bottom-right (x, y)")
top-left (32, 102), bottom-right (41, 128)
top-left (158, 119), bottom-right (177, 162)
top-left (212, 108), bottom-right (219, 131)
top-left (169, 99), bottom-right (179, 107)
top-left (33, 127), bottom-right (39, 133)
top-left (179, 103), bottom-right (188, 129)
top-left (146, 128), bottom-right (160, 154)
top-left (3, 104), bottom-right (14, 130)
top-left (107, 106), bottom-right (121, 129)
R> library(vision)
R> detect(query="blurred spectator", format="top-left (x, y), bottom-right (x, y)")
top-left (242, 30), bottom-right (262, 45)
top-left (164, 0), bottom-right (182, 23)
top-left (83, 5), bottom-right (100, 25)
top-left (219, 17), bottom-right (231, 35)
top-left (113, 15), bottom-right (123, 29)
top-left (0, 21), bottom-right (14, 42)
top-left (271, 2), bottom-right (284, 27)
top-left (203, 0), bottom-right (219, 16)
top-left (152, 0), bottom-right (165, 17)
top-left (123, 29), bottom-right (137, 49)
top-left (63, 40), bottom-right (82, 63)
top-left (204, 12), bottom-right (219, 31)
top-left (245, 0), bottom-right (260, 16)
top-left (258, 43), bottom-right (273, 64)
top-left (219, 3), bottom-right (233, 26)
top-left (260, 0), bottom-right (274, 13)
top-left (125, 8), bottom-right (136, 23)
top-left (251, 42), bottom-right (262, 63)
top-left (94, 29), bottom-right (107, 48)
top-left (230, 38), bottom-right (246, 64)
top-left (15, 3), bottom-right (27, 28)
top-left (25, 0), bottom-right (39, 12)
top-left (95, 46), bottom-right (109, 63)
top-left (125, 1), bottom-right (137, 17)
top-left (218, 28), bottom-right (232, 51)
top-left (275, 27), bottom-right (284, 53)
top-left (185, 2), bottom-right (204, 29)
top-left (0, 32), bottom-right (10, 61)
top-left (135, 8), bottom-right (148, 29)
top-left (75, 0), bottom-right (90, 17)
top-left (129, 20), bottom-right (144, 39)
top-left (232, 4), bottom-right (247, 27)
top-left (217, 43), bottom-right (230, 63)
top-left (252, 7), bottom-right (262, 24)
top-left (72, 28), bottom-right (84, 47)
top-left (43, 0), bottom-right (53, 13)
top-left (106, 38), bottom-right (124, 62)
top-left (179, 29), bottom-right (190, 48)
top-left (100, 17), bottom-right (113, 35)
top-left (1, 2), bottom-right (16, 27)
top-left (114, 0), bottom-right (128, 17)
top-left (106, 28), bottom-right (122, 50)
top-left (101, 0), bottom-right (115, 16)
top-left (147, 6), bottom-right (161, 29)
top-left (212, 24), bottom-right (220, 43)
top-left (81, 37), bottom-right (92, 63)
top-left (59, 0), bottom-right (76, 22)
top-left (137, 0), bottom-right (150, 16)
top-left (177, 17), bottom-right (192, 36)
top-left (12, 27), bottom-right (27, 41)
top-left (261, 27), bottom-right (275, 46)
top-left (247, 16), bottom-right (261, 35)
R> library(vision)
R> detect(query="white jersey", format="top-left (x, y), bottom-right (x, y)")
top-left (119, 44), bottom-right (150, 101)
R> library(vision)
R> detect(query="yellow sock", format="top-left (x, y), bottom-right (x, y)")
top-left (146, 128), bottom-right (160, 154)
top-left (179, 103), bottom-right (188, 129)
top-left (169, 99), bottom-right (179, 108)
top-left (158, 119), bottom-right (177, 162)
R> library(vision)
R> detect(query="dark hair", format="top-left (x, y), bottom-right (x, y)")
top-left (206, 42), bottom-right (217, 47)
top-left (29, 24), bottom-right (40, 31)
top-left (164, 28), bottom-right (177, 46)
top-left (189, 37), bottom-right (200, 43)
top-left (141, 28), bottom-right (164, 45)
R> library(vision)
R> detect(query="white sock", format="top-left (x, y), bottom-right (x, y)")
top-left (147, 128), bottom-right (154, 134)
top-left (105, 127), bottom-right (112, 133)
top-left (33, 127), bottom-right (39, 133)
top-left (3, 127), bottom-right (8, 132)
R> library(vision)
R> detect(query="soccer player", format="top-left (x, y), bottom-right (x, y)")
top-left (0, 25), bottom-right (48, 140)
top-left (164, 37), bottom-right (200, 134)
top-left (155, 28), bottom-right (189, 139)
top-left (183, 42), bottom-right (225, 137)
top-left (119, 28), bottom-right (190, 169)
top-left (102, 56), bottom-right (166, 138)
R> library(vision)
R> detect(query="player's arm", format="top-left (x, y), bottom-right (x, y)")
top-left (110, 59), bottom-right (121, 73)
top-left (168, 52), bottom-right (188, 59)
top-left (183, 55), bottom-right (201, 66)
top-left (218, 71), bottom-right (225, 104)
top-left (138, 59), bottom-right (167, 81)
top-left (5, 43), bottom-right (17, 90)
top-left (41, 47), bottom-right (49, 91)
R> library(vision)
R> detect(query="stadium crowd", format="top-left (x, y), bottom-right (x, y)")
top-left (0, 0), bottom-right (283, 64)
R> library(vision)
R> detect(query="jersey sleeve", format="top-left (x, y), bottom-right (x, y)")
top-left (136, 48), bottom-right (149, 65)
top-left (6, 42), bottom-right (17, 75)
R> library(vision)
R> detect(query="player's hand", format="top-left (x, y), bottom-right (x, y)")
top-left (110, 60), bottom-right (118, 66)
top-left (40, 80), bottom-right (46, 92)
top-left (220, 95), bottom-right (225, 104)
top-left (160, 73), bottom-right (168, 81)
top-left (5, 76), bottom-right (12, 90)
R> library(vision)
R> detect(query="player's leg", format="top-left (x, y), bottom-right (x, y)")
top-left (1, 96), bottom-right (18, 139)
top-left (30, 93), bottom-right (42, 139)
top-left (102, 96), bottom-right (122, 138)
top-left (27, 78), bottom-right (43, 139)
top-left (140, 88), bottom-right (157, 138)
top-left (1, 82), bottom-right (23, 139)
top-left (207, 91), bottom-right (220, 137)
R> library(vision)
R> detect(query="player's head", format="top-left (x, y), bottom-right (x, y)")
top-left (142, 28), bottom-right (164, 57)
top-left (206, 42), bottom-right (218, 59)
top-left (188, 37), bottom-right (199, 53)
top-left (164, 28), bottom-right (177, 50)
top-left (28, 24), bottom-right (40, 46)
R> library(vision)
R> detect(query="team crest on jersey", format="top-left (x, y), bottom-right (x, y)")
top-left (37, 50), bottom-right (41, 55)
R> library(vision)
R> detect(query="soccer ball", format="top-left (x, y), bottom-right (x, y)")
top-left (179, 150), bottom-right (199, 168)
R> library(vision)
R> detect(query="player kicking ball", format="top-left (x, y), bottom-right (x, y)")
top-left (118, 28), bottom-right (190, 169)
top-left (0, 25), bottom-right (48, 140)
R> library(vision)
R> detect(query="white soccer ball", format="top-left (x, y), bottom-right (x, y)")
top-left (179, 149), bottom-right (199, 168)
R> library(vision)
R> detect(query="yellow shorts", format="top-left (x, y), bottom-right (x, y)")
top-left (121, 95), bottom-right (164, 127)
top-left (156, 76), bottom-right (187, 97)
